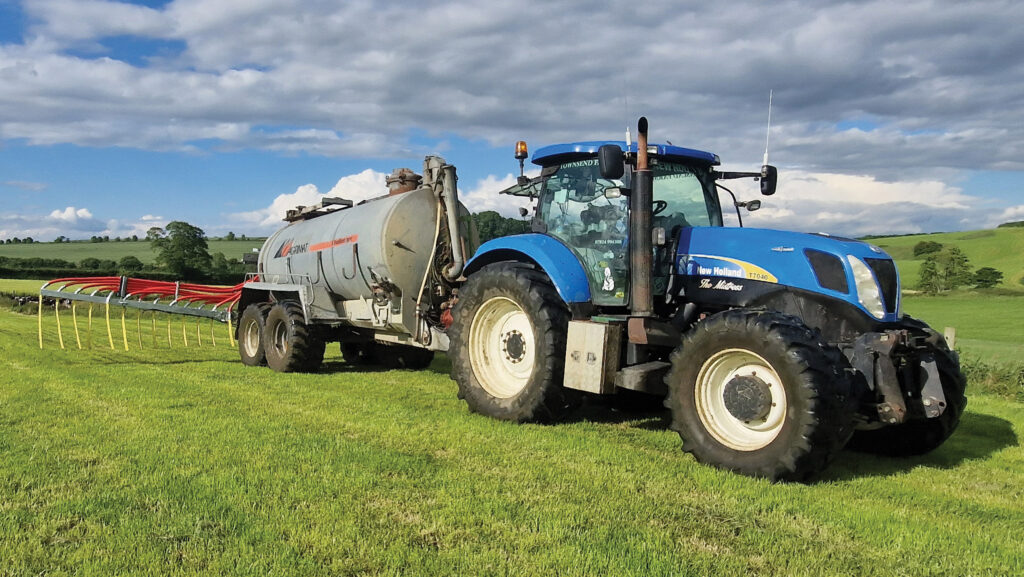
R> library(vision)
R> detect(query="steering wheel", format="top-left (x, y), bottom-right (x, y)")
top-left (653, 200), bottom-right (669, 215)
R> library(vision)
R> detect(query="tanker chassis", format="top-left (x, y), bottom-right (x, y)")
top-left (237, 119), bottom-right (966, 481)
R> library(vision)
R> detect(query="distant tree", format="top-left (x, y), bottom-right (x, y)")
top-left (102, 235), bottom-right (109, 242)
top-left (918, 246), bottom-right (974, 293)
top-left (473, 211), bottom-right (530, 244)
top-left (913, 241), bottom-right (943, 257)
top-left (11, 237), bottom-right (20, 244)
top-left (918, 257), bottom-right (941, 294)
top-left (225, 231), bottom-right (236, 241)
top-left (131, 234), bottom-right (139, 242)
top-left (146, 227), bottom-right (163, 242)
top-left (80, 257), bottom-right (102, 270)
top-left (943, 247), bottom-right (973, 289)
top-left (54, 236), bottom-right (67, 243)
top-left (151, 221), bottom-right (212, 279)
top-left (3, 239), bottom-right (10, 244)
top-left (997, 221), bottom-right (1024, 228)
top-left (118, 256), bottom-right (145, 273)
top-left (973, 267), bottom-right (1004, 289)
top-left (24, 237), bottom-right (33, 244)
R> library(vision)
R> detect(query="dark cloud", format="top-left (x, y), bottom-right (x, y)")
top-left (1, 0), bottom-right (1022, 236)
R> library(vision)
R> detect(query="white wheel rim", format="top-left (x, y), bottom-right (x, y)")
top-left (468, 296), bottom-right (535, 398)
top-left (271, 320), bottom-right (288, 355)
top-left (694, 348), bottom-right (787, 451)
top-left (243, 319), bottom-right (261, 357)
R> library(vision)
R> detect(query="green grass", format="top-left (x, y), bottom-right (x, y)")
top-left (0, 239), bottom-right (265, 264)
top-left (870, 227), bottom-right (1024, 291)
top-left (0, 279), bottom-right (50, 295)
top-left (903, 294), bottom-right (1024, 363)
top-left (3, 305), bottom-right (1024, 575)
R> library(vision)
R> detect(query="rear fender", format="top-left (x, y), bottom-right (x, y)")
top-left (464, 234), bottom-right (591, 304)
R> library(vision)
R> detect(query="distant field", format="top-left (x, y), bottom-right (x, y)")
top-left (0, 279), bottom-right (50, 294)
top-left (0, 239), bottom-right (265, 263)
top-left (903, 295), bottom-right (1024, 363)
top-left (871, 227), bottom-right (1024, 292)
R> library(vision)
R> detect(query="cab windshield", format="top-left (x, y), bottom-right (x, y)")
top-left (532, 156), bottom-right (720, 306)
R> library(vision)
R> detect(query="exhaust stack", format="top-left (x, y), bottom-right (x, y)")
top-left (630, 117), bottom-right (653, 317)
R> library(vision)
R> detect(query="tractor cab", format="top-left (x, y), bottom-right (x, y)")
top-left (502, 141), bottom-right (726, 306)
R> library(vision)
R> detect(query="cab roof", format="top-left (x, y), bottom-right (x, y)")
top-left (532, 141), bottom-right (720, 167)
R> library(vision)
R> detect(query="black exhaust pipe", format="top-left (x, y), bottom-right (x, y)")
top-left (630, 117), bottom-right (653, 317)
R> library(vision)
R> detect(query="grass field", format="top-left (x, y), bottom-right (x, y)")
top-left (873, 227), bottom-right (1024, 291)
top-left (2, 308), bottom-right (1023, 576)
top-left (0, 239), bottom-right (265, 264)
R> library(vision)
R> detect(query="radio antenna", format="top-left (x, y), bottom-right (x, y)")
top-left (763, 89), bottom-right (773, 166)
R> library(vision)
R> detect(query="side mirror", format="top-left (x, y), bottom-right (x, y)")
top-left (605, 186), bottom-right (629, 199)
top-left (598, 144), bottom-right (624, 180)
top-left (760, 165), bottom-right (777, 196)
top-left (517, 175), bottom-right (531, 186)
top-left (745, 199), bottom-right (762, 212)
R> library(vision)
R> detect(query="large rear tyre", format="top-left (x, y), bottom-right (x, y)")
top-left (449, 263), bottom-right (577, 423)
top-left (238, 303), bottom-right (271, 366)
top-left (263, 301), bottom-right (325, 373)
top-left (846, 344), bottom-right (967, 456)
top-left (665, 310), bottom-right (855, 481)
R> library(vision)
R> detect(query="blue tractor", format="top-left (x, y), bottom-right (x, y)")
top-left (449, 118), bottom-right (966, 481)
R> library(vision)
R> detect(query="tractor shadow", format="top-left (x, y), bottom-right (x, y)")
top-left (822, 411), bottom-right (1018, 481)
top-left (565, 399), bottom-right (1019, 481)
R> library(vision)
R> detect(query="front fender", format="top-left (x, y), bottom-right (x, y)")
top-left (464, 234), bottom-right (591, 303)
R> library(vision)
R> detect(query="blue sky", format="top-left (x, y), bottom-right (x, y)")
top-left (2, 0), bottom-right (1023, 241)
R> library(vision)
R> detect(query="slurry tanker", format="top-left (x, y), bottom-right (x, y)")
top-left (44, 118), bottom-right (966, 481)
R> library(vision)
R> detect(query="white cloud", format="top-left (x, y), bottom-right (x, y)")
top-left (226, 169), bottom-right (389, 233)
top-left (988, 204), bottom-right (1024, 227)
top-left (457, 173), bottom-right (535, 218)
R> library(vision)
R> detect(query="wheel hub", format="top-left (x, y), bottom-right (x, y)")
top-left (723, 374), bottom-right (773, 422)
top-left (502, 330), bottom-right (526, 363)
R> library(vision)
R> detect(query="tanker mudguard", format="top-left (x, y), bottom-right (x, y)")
top-left (464, 233), bottom-right (591, 303)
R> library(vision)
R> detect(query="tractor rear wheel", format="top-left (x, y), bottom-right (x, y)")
top-left (238, 303), bottom-right (271, 366)
top-left (263, 301), bottom-right (325, 373)
top-left (449, 263), bottom-right (577, 422)
top-left (846, 344), bottom-right (967, 456)
top-left (665, 310), bottom-right (855, 481)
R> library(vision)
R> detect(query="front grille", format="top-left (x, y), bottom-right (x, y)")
top-left (805, 249), bottom-right (849, 294)
top-left (865, 258), bottom-right (899, 314)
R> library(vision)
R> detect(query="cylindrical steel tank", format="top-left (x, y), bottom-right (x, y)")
top-left (258, 186), bottom-right (439, 302)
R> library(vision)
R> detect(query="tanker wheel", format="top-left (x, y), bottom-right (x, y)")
top-left (664, 310), bottom-right (856, 481)
top-left (263, 301), bottom-right (325, 373)
top-left (846, 344), bottom-right (967, 456)
top-left (449, 263), bottom-right (578, 423)
top-left (238, 303), bottom-right (271, 366)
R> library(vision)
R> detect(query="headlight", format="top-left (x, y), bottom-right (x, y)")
top-left (847, 255), bottom-right (885, 319)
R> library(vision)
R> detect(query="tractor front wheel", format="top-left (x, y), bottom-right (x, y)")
top-left (665, 310), bottom-right (855, 481)
top-left (449, 263), bottom-right (577, 422)
top-left (263, 301), bottom-right (325, 373)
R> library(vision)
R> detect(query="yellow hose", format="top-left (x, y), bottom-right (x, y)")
top-left (121, 307), bottom-right (129, 351)
top-left (167, 317), bottom-right (172, 348)
top-left (72, 302), bottom-right (82, 349)
top-left (55, 300), bottom-right (66, 350)
top-left (182, 318), bottom-right (188, 347)
top-left (37, 295), bottom-right (43, 349)
top-left (105, 301), bottom-right (115, 350)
